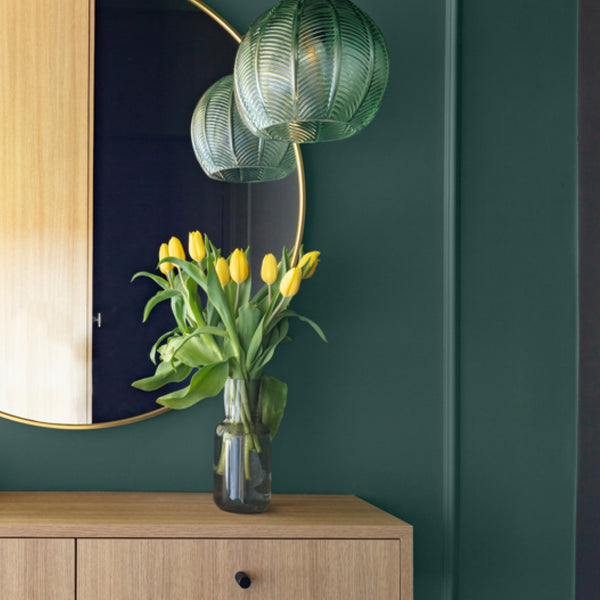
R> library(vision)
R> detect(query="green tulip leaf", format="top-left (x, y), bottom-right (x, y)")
top-left (246, 316), bottom-right (266, 372)
top-left (250, 319), bottom-right (290, 377)
top-left (142, 288), bottom-right (181, 322)
top-left (207, 238), bottom-right (221, 258)
top-left (170, 295), bottom-right (189, 332)
top-left (280, 246), bottom-right (291, 273)
top-left (184, 277), bottom-right (205, 327)
top-left (274, 310), bottom-right (327, 343)
top-left (222, 338), bottom-right (240, 369)
top-left (132, 360), bottom-right (192, 392)
top-left (131, 271), bottom-right (170, 290)
top-left (251, 344), bottom-right (277, 374)
top-left (262, 303), bottom-right (291, 336)
top-left (149, 328), bottom-right (179, 365)
top-left (239, 277), bottom-right (252, 308)
top-left (159, 257), bottom-right (207, 291)
top-left (205, 258), bottom-right (240, 349)
top-left (293, 313), bottom-right (327, 342)
top-left (268, 318), bottom-right (289, 348)
top-left (237, 304), bottom-right (262, 353)
top-left (158, 335), bottom-right (190, 364)
top-left (206, 302), bottom-right (219, 327)
top-left (170, 335), bottom-right (216, 367)
top-left (156, 361), bottom-right (229, 409)
top-left (261, 374), bottom-right (287, 437)
top-left (225, 282), bottom-right (236, 315)
top-left (191, 326), bottom-right (228, 337)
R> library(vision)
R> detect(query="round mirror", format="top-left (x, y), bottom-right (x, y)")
top-left (0, 0), bottom-right (304, 429)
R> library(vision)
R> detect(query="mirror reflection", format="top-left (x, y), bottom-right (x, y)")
top-left (0, 0), bottom-right (301, 427)
top-left (93, 0), bottom-right (301, 424)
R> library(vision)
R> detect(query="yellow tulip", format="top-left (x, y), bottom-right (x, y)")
top-left (279, 267), bottom-right (302, 297)
top-left (168, 236), bottom-right (186, 261)
top-left (229, 248), bottom-right (249, 284)
top-left (188, 231), bottom-right (206, 261)
top-left (214, 257), bottom-right (230, 286)
top-left (298, 251), bottom-right (320, 278)
top-left (159, 243), bottom-right (174, 274)
top-left (261, 253), bottom-right (278, 284)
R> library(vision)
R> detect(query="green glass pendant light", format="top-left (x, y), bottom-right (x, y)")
top-left (190, 75), bottom-right (297, 183)
top-left (233, 0), bottom-right (390, 144)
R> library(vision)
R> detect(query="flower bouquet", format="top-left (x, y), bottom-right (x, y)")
top-left (132, 232), bottom-right (324, 511)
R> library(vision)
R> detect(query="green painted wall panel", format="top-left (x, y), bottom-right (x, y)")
top-left (0, 1), bottom-right (577, 599)
top-left (458, 1), bottom-right (577, 599)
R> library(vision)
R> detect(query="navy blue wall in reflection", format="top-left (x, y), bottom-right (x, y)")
top-left (92, 4), bottom-right (241, 422)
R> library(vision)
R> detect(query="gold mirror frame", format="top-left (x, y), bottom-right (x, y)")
top-left (1, 0), bottom-right (305, 430)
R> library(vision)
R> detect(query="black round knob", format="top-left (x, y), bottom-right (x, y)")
top-left (235, 571), bottom-right (251, 589)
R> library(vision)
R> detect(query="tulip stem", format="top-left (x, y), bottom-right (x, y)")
top-left (265, 297), bottom-right (285, 330)
top-left (175, 267), bottom-right (194, 332)
top-left (268, 285), bottom-right (272, 304)
top-left (175, 267), bottom-right (190, 305)
top-left (244, 442), bottom-right (251, 481)
top-left (234, 283), bottom-right (241, 315)
top-left (215, 437), bottom-right (227, 476)
top-left (237, 381), bottom-right (261, 464)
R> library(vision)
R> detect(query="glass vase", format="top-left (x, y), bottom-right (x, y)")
top-left (213, 379), bottom-right (272, 513)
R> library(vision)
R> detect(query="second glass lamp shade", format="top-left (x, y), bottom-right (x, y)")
top-left (234, 0), bottom-right (390, 144)
top-left (191, 75), bottom-right (296, 183)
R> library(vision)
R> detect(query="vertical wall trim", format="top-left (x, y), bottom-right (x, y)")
top-left (577, 1), bottom-right (600, 596)
top-left (442, 0), bottom-right (459, 599)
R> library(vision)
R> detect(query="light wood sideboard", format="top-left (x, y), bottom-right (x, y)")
top-left (0, 492), bottom-right (413, 599)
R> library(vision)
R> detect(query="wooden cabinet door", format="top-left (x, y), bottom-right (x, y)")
top-left (0, 0), bottom-right (93, 424)
top-left (0, 539), bottom-right (74, 600)
top-left (78, 538), bottom-right (400, 599)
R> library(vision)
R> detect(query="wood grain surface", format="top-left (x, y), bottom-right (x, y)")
top-left (0, 492), bottom-right (413, 599)
top-left (78, 538), bottom-right (400, 600)
top-left (0, 492), bottom-right (412, 539)
top-left (0, 0), bottom-right (93, 424)
top-left (0, 538), bottom-right (74, 600)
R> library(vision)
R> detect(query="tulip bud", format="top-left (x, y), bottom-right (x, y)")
top-left (188, 231), bottom-right (206, 261)
top-left (298, 251), bottom-right (320, 278)
top-left (158, 243), bottom-right (174, 274)
top-left (279, 267), bottom-right (302, 297)
top-left (214, 257), bottom-right (230, 286)
top-left (229, 248), bottom-right (249, 284)
top-left (261, 253), bottom-right (278, 285)
top-left (168, 236), bottom-right (186, 261)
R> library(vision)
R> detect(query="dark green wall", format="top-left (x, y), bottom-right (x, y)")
top-left (0, 1), bottom-right (577, 599)
top-left (457, 1), bottom-right (578, 599)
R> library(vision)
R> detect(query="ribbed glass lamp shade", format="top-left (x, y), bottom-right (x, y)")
top-left (233, 0), bottom-right (390, 144)
top-left (190, 75), bottom-right (297, 183)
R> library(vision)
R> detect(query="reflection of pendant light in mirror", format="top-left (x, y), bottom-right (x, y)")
top-left (191, 75), bottom-right (297, 183)
top-left (233, 0), bottom-right (390, 144)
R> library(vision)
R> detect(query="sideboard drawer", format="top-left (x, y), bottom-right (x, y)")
top-left (0, 539), bottom-right (74, 600)
top-left (78, 538), bottom-right (401, 599)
